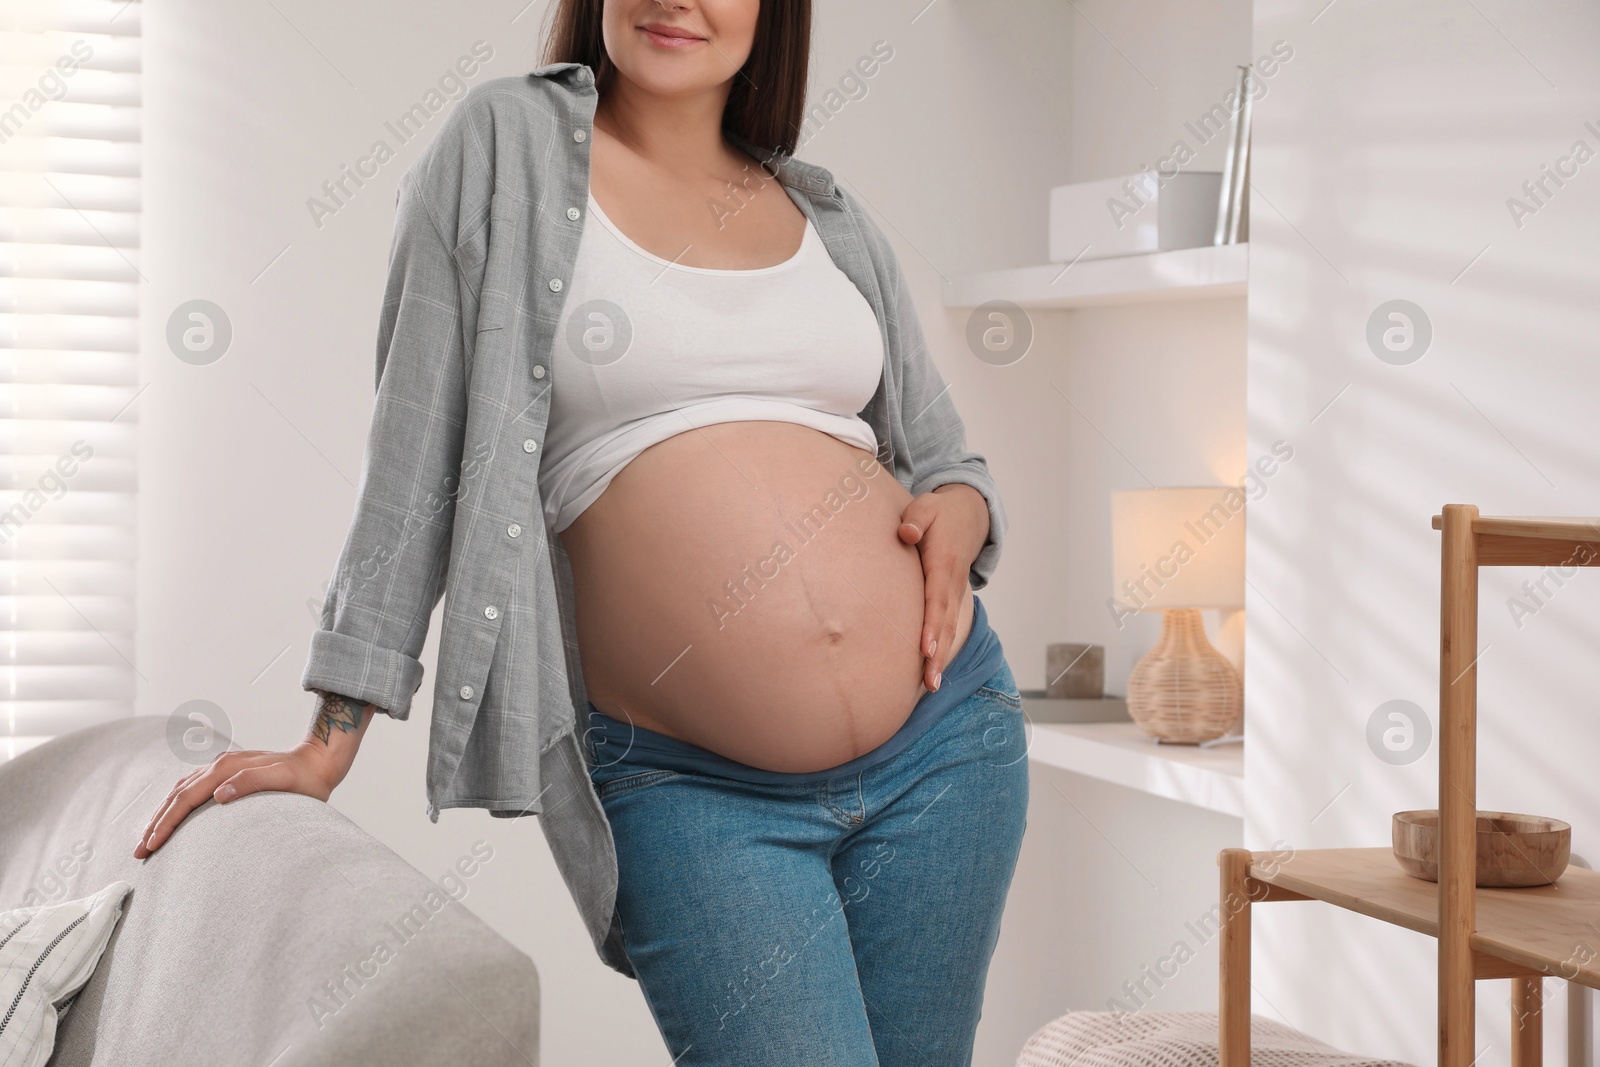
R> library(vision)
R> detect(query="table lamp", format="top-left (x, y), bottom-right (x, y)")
top-left (1110, 486), bottom-right (1244, 744)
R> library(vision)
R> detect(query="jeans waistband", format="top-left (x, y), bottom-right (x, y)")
top-left (584, 594), bottom-right (1006, 785)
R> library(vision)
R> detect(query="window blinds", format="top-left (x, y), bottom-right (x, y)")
top-left (0, 0), bottom-right (140, 760)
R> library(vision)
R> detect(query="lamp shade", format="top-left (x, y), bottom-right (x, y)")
top-left (1111, 486), bottom-right (1245, 611)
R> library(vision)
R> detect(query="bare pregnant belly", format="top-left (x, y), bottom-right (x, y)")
top-left (557, 421), bottom-right (975, 773)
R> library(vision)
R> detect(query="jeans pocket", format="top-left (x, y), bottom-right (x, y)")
top-left (594, 767), bottom-right (683, 801)
top-left (975, 683), bottom-right (1022, 710)
top-left (973, 660), bottom-right (1022, 709)
top-left (968, 662), bottom-right (1028, 769)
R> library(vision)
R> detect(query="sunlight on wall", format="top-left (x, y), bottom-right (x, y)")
top-left (1250, 0), bottom-right (1600, 1061)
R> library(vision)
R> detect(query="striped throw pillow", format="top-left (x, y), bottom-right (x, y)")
top-left (0, 880), bottom-right (133, 1067)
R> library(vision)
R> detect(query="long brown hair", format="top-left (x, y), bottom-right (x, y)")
top-left (540, 0), bottom-right (812, 158)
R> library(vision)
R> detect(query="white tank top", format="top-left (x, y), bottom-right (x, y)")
top-left (537, 190), bottom-right (886, 533)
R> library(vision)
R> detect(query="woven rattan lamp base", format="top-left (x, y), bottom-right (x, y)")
top-left (1126, 608), bottom-right (1241, 744)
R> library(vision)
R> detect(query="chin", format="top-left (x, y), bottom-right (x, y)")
top-left (617, 58), bottom-right (727, 96)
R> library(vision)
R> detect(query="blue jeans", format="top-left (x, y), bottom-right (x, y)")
top-left (585, 658), bottom-right (1030, 1066)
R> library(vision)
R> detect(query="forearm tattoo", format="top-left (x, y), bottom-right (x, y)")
top-left (310, 689), bottom-right (368, 745)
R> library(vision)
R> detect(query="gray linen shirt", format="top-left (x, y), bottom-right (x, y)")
top-left (300, 61), bottom-right (1008, 978)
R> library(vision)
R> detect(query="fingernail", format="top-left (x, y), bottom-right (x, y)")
top-left (216, 784), bottom-right (235, 802)
top-left (932, 670), bottom-right (942, 690)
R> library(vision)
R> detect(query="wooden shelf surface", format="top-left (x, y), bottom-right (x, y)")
top-left (1249, 847), bottom-right (1600, 989)
top-left (1430, 512), bottom-right (1600, 567)
top-left (1429, 513), bottom-right (1600, 540)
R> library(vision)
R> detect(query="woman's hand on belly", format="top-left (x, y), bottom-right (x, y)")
top-left (896, 482), bottom-right (990, 691)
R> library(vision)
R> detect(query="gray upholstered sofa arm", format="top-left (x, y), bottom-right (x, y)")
top-left (0, 717), bottom-right (540, 1067)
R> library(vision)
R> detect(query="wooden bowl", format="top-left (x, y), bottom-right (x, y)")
top-left (1392, 810), bottom-right (1570, 888)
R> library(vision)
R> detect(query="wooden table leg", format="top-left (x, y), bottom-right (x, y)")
top-left (1220, 848), bottom-right (1253, 1067)
top-left (1512, 976), bottom-right (1543, 1067)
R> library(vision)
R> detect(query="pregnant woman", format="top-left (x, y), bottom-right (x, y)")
top-left (136, 1), bottom-right (1029, 1063)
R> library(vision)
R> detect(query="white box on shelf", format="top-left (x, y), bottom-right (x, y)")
top-left (1049, 171), bottom-right (1223, 263)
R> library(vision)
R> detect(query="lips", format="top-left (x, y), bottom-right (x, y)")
top-left (639, 23), bottom-right (706, 48)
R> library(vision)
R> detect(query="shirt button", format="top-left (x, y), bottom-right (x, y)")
top-left (459, 685), bottom-right (474, 700)
top-left (484, 605), bottom-right (499, 620)
top-left (549, 278), bottom-right (564, 292)
top-left (533, 365), bottom-right (546, 379)
top-left (523, 439), bottom-right (538, 453)
top-left (508, 523), bottom-right (522, 538)
top-left (573, 129), bottom-right (587, 142)
top-left (567, 206), bottom-right (581, 221)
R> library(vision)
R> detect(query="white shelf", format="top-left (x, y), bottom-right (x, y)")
top-left (941, 243), bottom-right (1248, 310)
top-left (1025, 719), bottom-right (1244, 818)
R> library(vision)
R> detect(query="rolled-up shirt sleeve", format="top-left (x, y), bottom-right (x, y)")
top-left (300, 166), bottom-right (472, 721)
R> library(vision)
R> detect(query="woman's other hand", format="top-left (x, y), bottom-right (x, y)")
top-left (897, 483), bottom-right (990, 692)
top-left (133, 691), bottom-right (375, 858)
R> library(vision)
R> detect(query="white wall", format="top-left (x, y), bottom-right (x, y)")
top-left (140, 0), bottom-right (1260, 1062)
top-left (1249, 1), bottom-right (1600, 1061)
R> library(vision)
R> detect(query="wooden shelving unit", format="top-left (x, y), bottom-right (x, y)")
top-left (1218, 506), bottom-right (1600, 1067)
top-left (940, 243), bottom-right (1248, 310)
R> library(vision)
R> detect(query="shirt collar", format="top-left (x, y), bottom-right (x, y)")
top-left (529, 62), bottom-right (839, 199)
